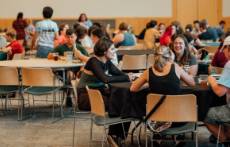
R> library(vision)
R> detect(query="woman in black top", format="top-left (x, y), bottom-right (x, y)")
top-left (131, 46), bottom-right (195, 93)
top-left (77, 37), bottom-right (129, 110)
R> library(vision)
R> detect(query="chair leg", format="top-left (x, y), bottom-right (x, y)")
top-left (5, 94), bottom-right (8, 111)
top-left (145, 122), bottom-right (148, 147)
top-left (90, 116), bottom-right (93, 142)
top-left (217, 125), bottom-right (222, 147)
top-left (195, 132), bottom-right (198, 147)
top-left (72, 112), bottom-right (76, 147)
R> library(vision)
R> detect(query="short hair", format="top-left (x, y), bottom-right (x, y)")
top-left (75, 25), bottom-right (87, 39)
top-left (42, 6), bottom-right (53, 19)
top-left (219, 20), bottom-right (226, 25)
top-left (193, 20), bottom-right (200, 24)
top-left (94, 37), bottom-right (113, 57)
top-left (185, 24), bottom-right (193, 32)
top-left (6, 29), bottom-right (16, 39)
top-left (91, 28), bottom-right (105, 39)
top-left (66, 28), bottom-right (75, 36)
top-left (147, 20), bottom-right (158, 29)
top-left (119, 22), bottom-right (128, 31)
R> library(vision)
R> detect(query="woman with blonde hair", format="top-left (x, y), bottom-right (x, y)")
top-left (130, 46), bottom-right (195, 93)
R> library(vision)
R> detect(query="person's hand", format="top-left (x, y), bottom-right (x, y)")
top-left (207, 75), bottom-right (217, 86)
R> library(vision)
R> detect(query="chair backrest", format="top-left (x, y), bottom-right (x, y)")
top-left (147, 94), bottom-right (197, 122)
top-left (12, 53), bottom-right (24, 60)
top-left (121, 54), bottom-right (147, 70)
top-left (86, 86), bottom-right (106, 117)
top-left (0, 66), bottom-right (19, 85)
top-left (209, 65), bottom-right (224, 74)
top-left (119, 43), bottom-right (146, 50)
top-left (71, 79), bottom-right (80, 107)
top-left (21, 67), bottom-right (55, 87)
top-left (203, 46), bottom-right (218, 54)
top-left (147, 54), bottom-right (155, 68)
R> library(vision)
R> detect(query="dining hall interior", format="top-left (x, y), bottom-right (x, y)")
top-left (0, 0), bottom-right (230, 147)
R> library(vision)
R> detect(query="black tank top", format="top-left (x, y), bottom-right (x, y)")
top-left (148, 64), bottom-right (181, 95)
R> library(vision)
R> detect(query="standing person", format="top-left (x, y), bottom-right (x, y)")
top-left (205, 36), bottom-right (230, 144)
top-left (78, 13), bottom-right (93, 29)
top-left (32, 6), bottom-right (58, 58)
top-left (12, 12), bottom-right (27, 46)
top-left (24, 18), bottom-right (35, 51)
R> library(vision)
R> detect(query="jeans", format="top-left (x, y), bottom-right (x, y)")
top-left (36, 45), bottom-right (53, 58)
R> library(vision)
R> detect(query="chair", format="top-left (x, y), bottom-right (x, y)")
top-left (147, 54), bottom-right (155, 68)
top-left (0, 67), bottom-right (19, 112)
top-left (86, 86), bottom-right (133, 146)
top-left (71, 79), bottom-right (91, 147)
top-left (121, 54), bottom-right (147, 71)
top-left (12, 53), bottom-right (24, 60)
top-left (21, 67), bottom-right (62, 118)
top-left (203, 46), bottom-right (218, 54)
top-left (146, 94), bottom-right (198, 147)
top-left (216, 122), bottom-right (230, 147)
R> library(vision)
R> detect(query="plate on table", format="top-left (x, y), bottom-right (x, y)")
top-left (72, 59), bottom-right (81, 63)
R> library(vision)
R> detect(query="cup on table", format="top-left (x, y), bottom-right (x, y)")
top-left (64, 51), bottom-right (73, 62)
top-left (198, 74), bottom-right (208, 88)
top-left (53, 53), bottom-right (59, 61)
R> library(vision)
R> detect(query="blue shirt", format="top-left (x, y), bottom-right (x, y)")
top-left (36, 19), bottom-right (58, 48)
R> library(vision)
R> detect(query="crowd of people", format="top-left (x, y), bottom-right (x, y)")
top-left (0, 5), bottom-right (230, 146)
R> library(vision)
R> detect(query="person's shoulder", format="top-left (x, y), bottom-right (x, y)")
top-left (224, 61), bottom-right (230, 68)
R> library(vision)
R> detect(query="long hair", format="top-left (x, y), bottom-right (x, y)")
top-left (172, 34), bottom-right (193, 65)
top-left (153, 46), bottom-right (172, 72)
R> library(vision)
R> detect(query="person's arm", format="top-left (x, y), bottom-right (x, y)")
top-left (112, 33), bottom-right (124, 45)
top-left (130, 70), bottom-right (148, 92)
top-left (31, 31), bottom-right (38, 50)
top-left (89, 58), bottom-right (129, 83)
top-left (208, 76), bottom-right (227, 97)
top-left (188, 64), bottom-right (198, 76)
top-left (175, 63), bottom-right (195, 86)
top-left (108, 61), bottom-right (126, 76)
top-left (74, 49), bottom-right (89, 63)
top-left (188, 55), bottom-right (198, 76)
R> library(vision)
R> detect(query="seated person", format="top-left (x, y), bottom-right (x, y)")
top-left (53, 28), bottom-right (89, 107)
top-left (0, 34), bottom-right (7, 60)
top-left (54, 28), bottom-right (89, 63)
top-left (172, 34), bottom-right (198, 76)
top-left (130, 46), bottom-right (195, 93)
top-left (90, 28), bottom-right (118, 66)
top-left (112, 22), bottom-right (136, 48)
top-left (205, 42), bottom-right (230, 143)
top-left (198, 19), bottom-right (218, 41)
top-left (3, 30), bottom-right (24, 59)
top-left (75, 25), bottom-right (94, 54)
top-left (130, 46), bottom-right (195, 144)
top-left (211, 36), bottom-right (230, 68)
top-left (77, 37), bottom-right (130, 110)
top-left (144, 20), bottom-right (160, 49)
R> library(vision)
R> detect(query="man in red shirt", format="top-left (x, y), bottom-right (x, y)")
top-left (4, 30), bottom-right (24, 59)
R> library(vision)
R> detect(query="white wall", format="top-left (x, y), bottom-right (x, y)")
top-left (0, 0), bottom-right (172, 18)
top-left (223, 0), bottom-right (230, 17)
